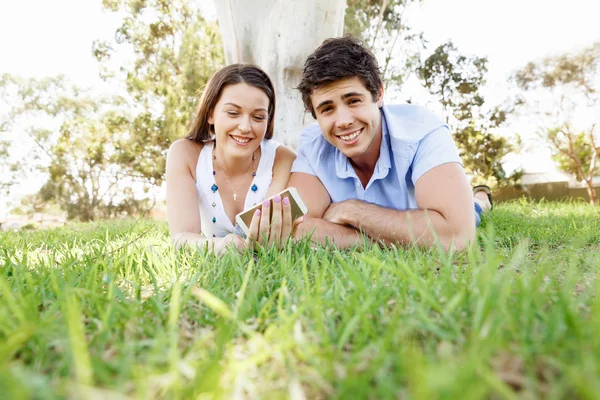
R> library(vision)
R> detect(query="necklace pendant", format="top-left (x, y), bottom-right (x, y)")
top-left (233, 192), bottom-right (237, 201)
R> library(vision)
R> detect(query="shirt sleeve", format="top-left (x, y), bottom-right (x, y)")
top-left (411, 125), bottom-right (463, 185)
top-left (291, 142), bottom-right (318, 176)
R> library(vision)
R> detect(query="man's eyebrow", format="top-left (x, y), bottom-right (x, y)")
top-left (315, 99), bottom-right (334, 111)
top-left (341, 92), bottom-right (365, 100)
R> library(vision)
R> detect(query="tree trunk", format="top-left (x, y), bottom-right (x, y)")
top-left (584, 179), bottom-right (598, 206)
top-left (214, 0), bottom-right (346, 148)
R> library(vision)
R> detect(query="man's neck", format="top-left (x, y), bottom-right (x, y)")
top-left (350, 123), bottom-right (383, 187)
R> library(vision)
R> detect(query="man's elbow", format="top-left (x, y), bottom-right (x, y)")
top-left (441, 224), bottom-right (476, 251)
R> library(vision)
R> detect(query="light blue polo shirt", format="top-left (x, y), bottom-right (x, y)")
top-left (291, 104), bottom-right (463, 211)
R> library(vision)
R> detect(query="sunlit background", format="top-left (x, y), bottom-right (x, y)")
top-left (1, 0), bottom-right (599, 219)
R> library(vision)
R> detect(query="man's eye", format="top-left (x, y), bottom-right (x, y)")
top-left (320, 107), bottom-right (332, 114)
top-left (349, 99), bottom-right (361, 104)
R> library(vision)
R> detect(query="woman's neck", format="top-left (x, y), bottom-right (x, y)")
top-left (213, 143), bottom-right (259, 176)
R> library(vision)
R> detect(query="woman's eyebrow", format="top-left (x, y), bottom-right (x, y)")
top-left (223, 102), bottom-right (267, 113)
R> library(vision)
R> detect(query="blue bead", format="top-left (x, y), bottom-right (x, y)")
top-left (211, 184), bottom-right (218, 192)
top-left (212, 170), bottom-right (216, 175)
top-left (213, 234), bottom-right (216, 237)
top-left (212, 217), bottom-right (216, 223)
top-left (251, 184), bottom-right (258, 192)
top-left (252, 172), bottom-right (256, 177)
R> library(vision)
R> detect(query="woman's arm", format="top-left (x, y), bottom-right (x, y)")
top-left (265, 145), bottom-right (296, 197)
top-left (166, 139), bottom-right (220, 250)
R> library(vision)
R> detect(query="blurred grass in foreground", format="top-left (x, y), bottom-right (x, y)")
top-left (1, 200), bottom-right (599, 399)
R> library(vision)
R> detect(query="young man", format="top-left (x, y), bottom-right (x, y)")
top-left (288, 36), bottom-right (491, 250)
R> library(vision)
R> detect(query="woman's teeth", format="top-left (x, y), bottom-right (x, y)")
top-left (232, 136), bottom-right (251, 143)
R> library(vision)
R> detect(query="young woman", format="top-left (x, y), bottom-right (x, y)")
top-left (166, 64), bottom-right (298, 253)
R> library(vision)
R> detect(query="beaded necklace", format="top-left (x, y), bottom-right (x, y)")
top-left (210, 145), bottom-right (259, 236)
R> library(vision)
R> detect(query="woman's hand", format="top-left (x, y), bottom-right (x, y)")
top-left (213, 233), bottom-right (246, 255)
top-left (246, 194), bottom-right (305, 249)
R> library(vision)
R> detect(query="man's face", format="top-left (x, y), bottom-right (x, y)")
top-left (310, 77), bottom-right (383, 160)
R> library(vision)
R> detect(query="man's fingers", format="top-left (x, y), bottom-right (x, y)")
top-left (281, 195), bottom-right (293, 242)
top-left (269, 195), bottom-right (283, 245)
top-left (259, 199), bottom-right (271, 245)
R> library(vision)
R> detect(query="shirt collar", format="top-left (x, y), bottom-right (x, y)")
top-left (334, 109), bottom-right (392, 180)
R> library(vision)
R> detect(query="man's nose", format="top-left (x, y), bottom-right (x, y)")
top-left (335, 107), bottom-right (354, 128)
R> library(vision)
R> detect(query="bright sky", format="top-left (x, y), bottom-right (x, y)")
top-left (1, 0), bottom-right (599, 214)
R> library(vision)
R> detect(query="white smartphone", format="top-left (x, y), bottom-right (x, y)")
top-left (235, 187), bottom-right (308, 236)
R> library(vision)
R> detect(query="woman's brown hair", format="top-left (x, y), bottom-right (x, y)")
top-left (186, 64), bottom-right (276, 142)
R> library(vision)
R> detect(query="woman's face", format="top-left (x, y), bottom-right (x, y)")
top-left (208, 83), bottom-right (270, 158)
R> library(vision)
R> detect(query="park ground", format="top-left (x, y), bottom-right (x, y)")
top-left (1, 200), bottom-right (600, 399)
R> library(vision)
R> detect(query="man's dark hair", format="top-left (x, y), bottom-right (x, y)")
top-left (297, 36), bottom-right (383, 118)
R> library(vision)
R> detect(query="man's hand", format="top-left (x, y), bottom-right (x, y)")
top-left (322, 200), bottom-right (358, 227)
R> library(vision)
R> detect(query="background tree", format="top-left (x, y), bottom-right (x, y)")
top-left (214, 0), bottom-right (346, 147)
top-left (513, 42), bottom-right (600, 205)
top-left (93, 0), bottom-right (224, 181)
top-left (344, 0), bottom-right (425, 94)
top-left (0, 74), bottom-right (155, 221)
top-left (418, 41), bottom-right (516, 186)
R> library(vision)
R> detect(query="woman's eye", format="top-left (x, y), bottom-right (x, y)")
top-left (253, 115), bottom-right (266, 121)
top-left (226, 111), bottom-right (239, 117)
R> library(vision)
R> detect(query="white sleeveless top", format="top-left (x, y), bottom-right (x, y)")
top-left (195, 139), bottom-right (281, 238)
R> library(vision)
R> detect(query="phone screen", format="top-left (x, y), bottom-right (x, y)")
top-left (236, 188), bottom-right (307, 234)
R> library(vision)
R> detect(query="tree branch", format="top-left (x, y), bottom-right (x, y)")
top-left (370, 0), bottom-right (389, 48)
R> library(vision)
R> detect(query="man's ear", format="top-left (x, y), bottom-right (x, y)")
top-left (377, 85), bottom-right (384, 108)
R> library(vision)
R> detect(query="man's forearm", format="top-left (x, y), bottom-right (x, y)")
top-left (339, 201), bottom-right (474, 250)
top-left (293, 217), bottom-right (367, 249)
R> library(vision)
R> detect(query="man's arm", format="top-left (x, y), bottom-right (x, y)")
top-left (323, 163), bottom-right (475, 250)
top-left (287, 172), bottom-right (366, 248)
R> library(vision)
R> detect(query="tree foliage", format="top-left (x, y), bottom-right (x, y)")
top-left (344, 0), bottom-right (425, 93)
top-left (0, 74), bottom-right (154, 220)
top-left (2, 1), bottom-right (224, 220)
top-left (418, 42), bottom-right (515, 186)
top-left (93, 0), bottom-right (224, 181)
top-left (513, 42), bottom-right (600, 205)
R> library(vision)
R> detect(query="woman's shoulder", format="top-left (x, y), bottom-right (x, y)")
top-left (273, 143), bottom-right (296, 167)
top-left (169, 138), bottom-right (203, 161)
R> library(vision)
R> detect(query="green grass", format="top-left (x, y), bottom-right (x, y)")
top-left (1, 200), bottom-right (600, 399)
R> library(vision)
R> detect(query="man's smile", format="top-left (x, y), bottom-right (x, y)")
top-left (337, 128), bottom-right (363, 144)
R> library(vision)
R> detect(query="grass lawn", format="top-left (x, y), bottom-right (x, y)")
top-left (1, 200), bottom-right (600, 399)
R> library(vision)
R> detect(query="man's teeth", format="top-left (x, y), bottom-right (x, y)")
top-left (232, 136), bottom-right (251, 143)
top-left (339, 130), bottom-right (360, 141)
